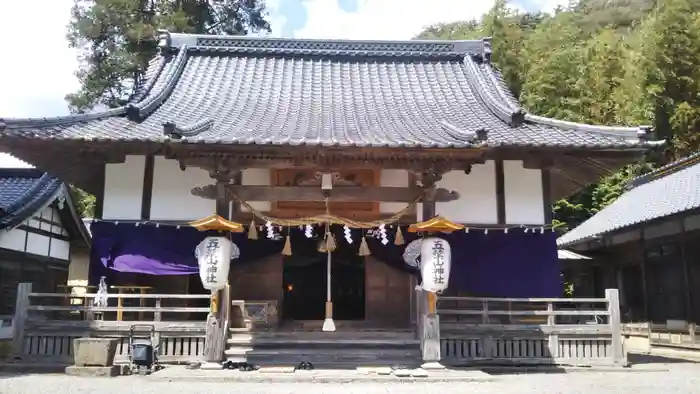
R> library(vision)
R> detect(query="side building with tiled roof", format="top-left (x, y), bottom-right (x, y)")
top-left (0, 32), bottom-right (663, 327)
top-left (0, 168), bottom-right (91, 317)
top-left (558, 153), bottom-right (700, 351)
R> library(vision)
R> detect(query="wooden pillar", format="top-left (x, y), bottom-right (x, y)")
top-left (202, 174), bottom-right (236, 368)
top-left (419, 170), bottom-right (443, 367)
top-left (679, 219), bottom-right (695, 342)
top-left (12, 283), bottom-right (31, 355)
top-left (215, 181), bottom-right (229, 219)
top-left (639, 229), bottom-right (650, 321)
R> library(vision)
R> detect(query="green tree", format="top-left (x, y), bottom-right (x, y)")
top-left (70, 186), bottom-right (96, 218)
top-left (416, 0), bottom-right (669, 231)
top-left (66, 0), bottom-right (271, 113)
top-left (638, 0), bottom-right (700, 158)
top-left (65, 1), bottom-right (271, 216)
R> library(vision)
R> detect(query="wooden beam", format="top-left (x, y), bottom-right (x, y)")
top-left (140, 155), bottom-right (154, 220)
top-left (495, 160), bottom-right (506, 224)
top-left (192, 185), bottom-right (459, 203)
top-left (542, 169), bottom-right (553, 224)
top-left (215, 182), bottom-right (229, 218)
top-left (94, 163), bottom-right (105, 219)
top-left (176, 153), bottom-right (483, 172)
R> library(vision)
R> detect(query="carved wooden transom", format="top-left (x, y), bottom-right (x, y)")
top-left (271, 169), bottom-right (379, 218)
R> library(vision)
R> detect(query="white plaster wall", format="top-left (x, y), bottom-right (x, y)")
top-left (49, 238), bottom-right (70, 260)
top-left (417, 161), bottom-right (499, 223)
top-left (504, 160), bottom-right (545, 225)
top-left (380, 169), bottom-right (409, 214)
top-left (102, 155), bottom-right (145, 220)
top-left (150, 157), bottom-right (215, 221)
top-left (438, 163), bottom-right (498, 224)
top-left (241, 168), bottom-right (271, 212)
top-left (25, 232), bottom-right (50, 256)
top-left (0, 228), bottom-right (26, 252)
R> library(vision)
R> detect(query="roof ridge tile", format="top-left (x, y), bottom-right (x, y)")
top-left (627, 151), bottom-right (700, 189)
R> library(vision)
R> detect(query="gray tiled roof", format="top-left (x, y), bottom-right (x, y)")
top-left (0, 33), bottom-right (660, 149)
top-left (557, 153), bottom-right (700, 247)
top-left (0, 169), bottom-right (63, 230)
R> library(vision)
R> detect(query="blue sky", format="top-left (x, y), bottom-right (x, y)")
top-left (0, 0), bottom-right (564, 167)
top-left (270, 0), bottom-right (559, 37)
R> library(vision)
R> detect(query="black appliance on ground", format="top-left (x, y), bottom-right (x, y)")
top-left (128, 324), bottom-right (160, 375)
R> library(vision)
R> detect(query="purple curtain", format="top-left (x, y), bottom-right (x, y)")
top-left (445, 228), bottom-right (561, 297)
top-left (89, 221), bottom-right (281, 276)
top-left (90, 222), bottom-right (561, 297)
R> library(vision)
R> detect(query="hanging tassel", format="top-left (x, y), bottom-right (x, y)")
top-left (248, 219), bottom-right (258, 240)
top-left (358, 234), bottom-right (371, 256)
top-left (326, 233), bottom-right (337, 252)
top-left (317, 237), bottom-right (328, 253)
top-left (281, 234), bottom-right (292, 256)
top-left (394, 225), bottom-right (405, 245)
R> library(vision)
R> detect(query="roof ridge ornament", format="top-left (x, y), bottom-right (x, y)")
top-left (157, 30), bottom-right (172, 53)
top-left (463, 55), bottom-right (524, 126)
top-left (524, 113), bottom-right (659, 142)
top-left (481, 37), bottom-right (492, 63)
top-left (163, 119), bottom-right (214, 140)
top-left (127, 44), bottom-right (189, 122)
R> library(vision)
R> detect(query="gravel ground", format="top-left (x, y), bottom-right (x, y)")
top-left (2, 362), bottom-right (700, 394)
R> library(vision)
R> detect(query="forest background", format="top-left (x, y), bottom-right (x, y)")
top-left (66, 0), bottom-right (700, 232)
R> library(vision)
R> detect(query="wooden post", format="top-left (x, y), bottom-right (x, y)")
top-left (139, 288), bottom-right (147, 321)
top-left (546, 302), bottom-right (559, 358)
top-left (154, 298), bottom-right (162, 321)
top-left (418, 169), bottom-right (444, 369)
top-left (606, 288), bottom-right (626, 366)
top-left (116, 288), bottom-right (124, 321)
top-left (202, 289), bottom-right (227, 368)
top-left (12, 283), bottom-right (31, 356)
top-left (420, 290), bottom-right (443, 368)
top-left (679, 219), bottom-right (693, 329)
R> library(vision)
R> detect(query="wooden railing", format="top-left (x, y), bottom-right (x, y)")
top-left (433, 289), bottom-right (625, 367)
top-left (622, 321), bottom-right (700, 350)
top-left (8, 283), bottom-right (210, 364)
top-left (230, 300), bottom-right (279, 330)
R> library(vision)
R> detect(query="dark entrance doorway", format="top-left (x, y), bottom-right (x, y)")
top-left (282, 246), bottom-right (365, 321)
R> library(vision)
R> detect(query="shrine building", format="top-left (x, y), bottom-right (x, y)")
top-left (0, 32), bottom-right (662, 330)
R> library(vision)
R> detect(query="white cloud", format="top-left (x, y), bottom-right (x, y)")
top-left (265, 0), bottom-right (290, 37)
top-left (294, 0), bottom-right (571, 40)
top-left (295, 0), bottom-right (497, 40)
top-left (0, 0), bottom-right (79, 118)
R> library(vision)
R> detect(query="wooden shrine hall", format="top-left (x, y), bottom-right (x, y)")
top-left (0, 31), bottom-right (662, 367)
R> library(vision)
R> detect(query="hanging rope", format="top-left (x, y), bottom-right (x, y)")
top-left (229, 190), bottom-right (420, 229)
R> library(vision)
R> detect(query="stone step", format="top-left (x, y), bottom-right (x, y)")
top-left (224, 347), bottom-right (421, 358)
top-left (225, 360), bottom-right (424, 370)
top-left (224, 348), bottom-right (422, 367)
top-left (228, 331), bottom-right (417, 341)
top-left (226, 337), bottom-right (420, 348)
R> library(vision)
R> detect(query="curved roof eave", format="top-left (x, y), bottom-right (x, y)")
top-left (0, 44), bottom-right (187, 131)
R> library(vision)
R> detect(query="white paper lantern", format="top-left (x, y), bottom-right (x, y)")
top-left (194, 237), bottom-right (237, 291)
top-left (420, 237), bottom-right (452, 293)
